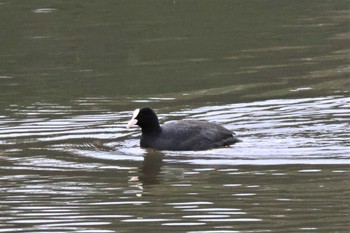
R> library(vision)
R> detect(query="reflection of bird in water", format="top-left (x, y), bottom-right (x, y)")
top-left (128, 150), bottom-right (164, 196)
top-left (139, 150), bottom-right (164, 185)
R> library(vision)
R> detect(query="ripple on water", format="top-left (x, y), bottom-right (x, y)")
top-left (1, 96), bottom-right (349, 166)
top-left (0, 95), bottom-right (349, 202)
top-left (32, 8), bottom-right (56, 13)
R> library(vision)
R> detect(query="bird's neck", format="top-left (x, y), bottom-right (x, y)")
top-left (141, 124), bottom-right (162, 135)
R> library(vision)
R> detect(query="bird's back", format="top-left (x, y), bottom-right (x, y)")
top-left (141, 120), bottom-right (239, 151)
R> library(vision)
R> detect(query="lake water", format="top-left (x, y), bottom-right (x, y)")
top-left (0, 1), bottom-right (349, 232)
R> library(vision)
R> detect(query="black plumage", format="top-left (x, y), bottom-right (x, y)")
top-left (127, 107), bottom-right (240, 151)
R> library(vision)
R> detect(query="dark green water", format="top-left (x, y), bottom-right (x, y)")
top-left (0, 1), bottom-right (349, 232)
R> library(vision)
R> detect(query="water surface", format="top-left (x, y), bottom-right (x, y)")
top-left (0, 0), bottom-right (349, 232)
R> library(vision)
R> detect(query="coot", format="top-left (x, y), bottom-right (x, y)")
top-left (126, 107), bottom-right (240, 151)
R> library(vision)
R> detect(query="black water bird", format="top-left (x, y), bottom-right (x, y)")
top-left (126, 107), bottom-right (240, 151)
